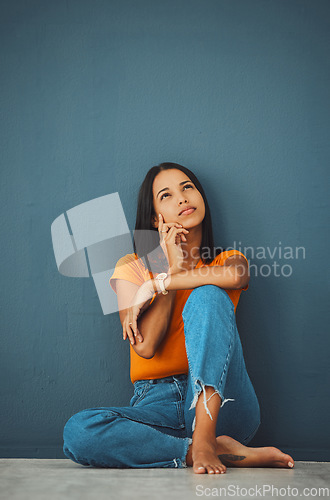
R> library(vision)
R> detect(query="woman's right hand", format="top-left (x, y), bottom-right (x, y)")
top-left (157, 213), bottom-right (189, 273)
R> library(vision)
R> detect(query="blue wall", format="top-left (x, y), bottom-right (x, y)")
top-left (1, 0), bottom-right (329, 460)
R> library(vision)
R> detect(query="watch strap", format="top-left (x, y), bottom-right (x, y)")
top-left (156, 273), bottom-right (168, 295)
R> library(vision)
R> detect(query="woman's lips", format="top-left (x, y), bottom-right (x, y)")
top-left (179, 208), bottom-right (196, 216)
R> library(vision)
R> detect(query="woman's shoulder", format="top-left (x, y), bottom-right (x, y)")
top-left (109, 253), bottom-right (148, 292)
top-left (116, 253), bottom-right (138, 266)
top-left (210, 249), bottom-right (249, 266)
top-left (115, 253), bottom-right (148, 271)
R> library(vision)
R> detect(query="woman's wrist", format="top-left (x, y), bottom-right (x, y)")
top-left (164, 275), bottom-right (171, 292)
top-left (150, 277), bottom-right (158, 293)
top-left (152, 273), bottom-right (171, 294)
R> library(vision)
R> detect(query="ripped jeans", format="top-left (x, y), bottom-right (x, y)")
top-left (62, 285), bottom-right (261, 468)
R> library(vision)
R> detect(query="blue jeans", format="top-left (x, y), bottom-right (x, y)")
top-left (63, 285), bottom-right (261, 468)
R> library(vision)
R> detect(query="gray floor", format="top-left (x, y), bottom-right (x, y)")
top-left (0, 460), bottom-right (329, 500)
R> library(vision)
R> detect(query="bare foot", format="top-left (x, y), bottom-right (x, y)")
top-left (215, 435), bottom-right (295, 469)
top-left (190, 434), bottom-right (227, 474)
top-left (186, 435), bottom-right (295, 473)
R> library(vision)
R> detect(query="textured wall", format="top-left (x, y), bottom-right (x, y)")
top-left (0, 0), bottom-right (329, 460)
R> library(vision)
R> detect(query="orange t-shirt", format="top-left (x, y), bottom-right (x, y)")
top-left (109, 250), bottom-right (249, 383)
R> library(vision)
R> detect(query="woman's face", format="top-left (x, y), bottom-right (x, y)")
top-left (151, 169), bottom-right (205, 229)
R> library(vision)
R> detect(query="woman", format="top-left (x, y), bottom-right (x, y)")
top-left (63, 162), bottom-right (295, 474)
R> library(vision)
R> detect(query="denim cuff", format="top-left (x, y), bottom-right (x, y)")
top-left (174, 437), bottom-right (193, 468)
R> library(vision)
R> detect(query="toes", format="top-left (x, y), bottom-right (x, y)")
top-left (194, 464), bottom-right (206, 474)
top-left (214, 465), bottom-right (226, 474)
top-left (194, 462), bottom-right (227, 475)
top-left (284, 454), bottom-right (295, 468)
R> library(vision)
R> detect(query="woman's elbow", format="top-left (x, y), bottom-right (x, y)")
top-left (237, 274), bottom-right (250, 290)
top-left (132, 342), bottom-right (155, 359)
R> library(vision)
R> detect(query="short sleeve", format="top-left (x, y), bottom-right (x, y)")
top-left (109, 254), bottom-right (145, 294)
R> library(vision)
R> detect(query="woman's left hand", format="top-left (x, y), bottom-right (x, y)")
top-left (122, 279), bottom-right (157, 345)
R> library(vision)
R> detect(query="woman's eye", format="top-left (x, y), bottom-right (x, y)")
top-left (160, 185), bottom-right (193, 201)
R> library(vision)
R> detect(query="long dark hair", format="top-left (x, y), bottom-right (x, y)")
top-left (133, 162), bottom-right (225, 274)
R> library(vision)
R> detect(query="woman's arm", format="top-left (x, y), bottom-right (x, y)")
top-left (116, 255), bottom-right (249, 359)
top-left (133, 290), bottom-right (178, 358)
top-left (135, 256), bottom-right (248, 358)
top-left (163, 255), bottom-right (250, 292)
top-left (138, 257), bottom-right (249, 356)
top-left (115, 279), bottom-right (178, 359)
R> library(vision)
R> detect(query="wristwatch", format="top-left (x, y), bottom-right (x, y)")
top-left (155, 273), bottom-right (169, 295)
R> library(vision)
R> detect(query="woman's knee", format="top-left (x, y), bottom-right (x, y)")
top-left (63, 410), bottom-right (89, 462)
top-left (182, 284), bottom-right (234, 320)
top-left (63, 408), bottom-right (116, 465)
